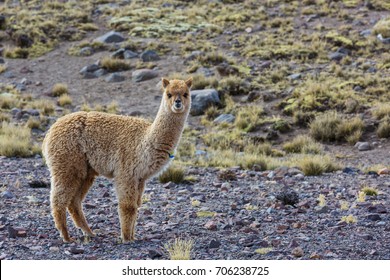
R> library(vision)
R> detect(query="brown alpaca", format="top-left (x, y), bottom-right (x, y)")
top-left (42, 77), bottom-right (192, 242)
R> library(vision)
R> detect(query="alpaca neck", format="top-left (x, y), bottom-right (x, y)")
top-left (148, 100), bottom-right (188, 152)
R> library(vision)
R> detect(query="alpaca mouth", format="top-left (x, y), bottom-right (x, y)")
top-left (172, 104), bottom-right (184, 113)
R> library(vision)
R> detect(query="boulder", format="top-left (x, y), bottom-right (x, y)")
top-left (190, 89), bottom-right (221, 116)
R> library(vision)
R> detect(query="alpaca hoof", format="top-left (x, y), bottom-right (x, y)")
top-left (62, 237), bottom-right (75, 243)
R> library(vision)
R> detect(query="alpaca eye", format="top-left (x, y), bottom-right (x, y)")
top-left (167, 93), bottom-right (172, 98)
top-left (183, 93), bottom-right (188, 98)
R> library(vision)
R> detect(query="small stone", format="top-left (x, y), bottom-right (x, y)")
top-left (140, 50), bottom-right (160, 62)
top-left (355, 142), bottom-right (370, 151)
top-left (209, 239), bottom-right (221, 249)
top-left (276, 190), bottom-right (299, 206)
top-left (291, 247), bottom-right (304, 258)
top-left (368, 203), bottom-right (387, 214)
top-left (245, 27), bottom-right (252, 33)
top-left (378, 168), bottom-right (390, 175)
top-left (69, 247), bottom-right (84, 254)
top-left (84, 203), bottom-right (96, 209)
top-left (49, 246), bottom-right (60, 252)
top-left (132, 69), bottom-right (158, 82)
top-left (360, 29), bottom-right (371, 37)
top-left (328, 52), bottom-right (346, 61)
top-left (3, 71), bottom-right (15, 78)
top-left (288, 238), bottom-right (300, 248)
top-left (2, 190), bottom-right (14, 199)
top-left (366, 214), bottom-right (381, 221)
top-left (204, 220), bottom-right (217, 231)
top-left (163, 182), bottom-right (176, 189)
top-left (213, 114), bottom-right (235, 124)
top-left (111, 48), bottom-right (125, 59)
top-left (95, 31), bottom-right (125, 43)
top-left (148, 249), bottom-right (163, 259)
top-left (105, 73), bottom-right (125, 83)
top-left (124, 50), bottom-right (138, 59)
top-left (314, 205), bottom-right (329, 214)
top-left (79, 47), bottom-right (94, 56)
top-left (94, 69), bottom-right (108, 77)
top-left (28, 180), bottom-right (49, 188)
top-left (310, 252), bottom-right (321, 259)
top-left (287, 73), bottom-right (302, 80)
top-left (7, 226), bottom-right (17, 238)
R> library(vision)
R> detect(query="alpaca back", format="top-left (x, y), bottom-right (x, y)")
top-left (43, 111), bottom-right (151, 178)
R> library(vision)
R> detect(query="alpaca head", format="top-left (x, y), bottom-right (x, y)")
top-left (161, 77), bottom-right (192, 114)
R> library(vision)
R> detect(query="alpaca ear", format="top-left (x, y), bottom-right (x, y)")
top-left (162, 78), bottom-right (170, 89)
top-left (185, 77), bottom-right (193, 89)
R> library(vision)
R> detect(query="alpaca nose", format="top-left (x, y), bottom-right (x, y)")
top-left (175, 99), bottom-right (182, 108)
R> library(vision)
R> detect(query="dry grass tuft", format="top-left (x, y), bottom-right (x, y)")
top-left (0, 122), bottom-right (38, 157)
top-left (51, 83), bottom-right (68, 97)
top-left (58, 94), bottom-right (72, 107)
top-left (283, 135), bottom-right (323, 154)
top-left (100, 57), bottom-right (131, 72)
top-left (158, 165), bottom-right (185, 184)
top-left (164, 238), bottom-right (194, 260)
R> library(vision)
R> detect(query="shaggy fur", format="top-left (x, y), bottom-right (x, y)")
top-left (42, 78), bottom-right (192, 242)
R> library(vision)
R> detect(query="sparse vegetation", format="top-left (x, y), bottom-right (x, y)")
top-left (164, 238), bottom-right (194, 260)
top-left (361, 186), bottom-right (378, 196)
top-left (58, 94), bottom-right (72, 107)
top-left (310, 112), bottom-right (364, 144)
top-left (100, 57), bottom-right (131, 72)
top-left (341, 215), bottom-right (357, 224)
top-left (158, 165), bottom-right (185, 184)
top-left (283, 135), bottom-right (323, 154)
top-left (0, 122), bottom-right (39, 157)
top-left (52, 83), bottom-right (69, 97)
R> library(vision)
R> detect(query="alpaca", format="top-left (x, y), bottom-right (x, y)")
top-left (42, 77), bottom-right (192, 242)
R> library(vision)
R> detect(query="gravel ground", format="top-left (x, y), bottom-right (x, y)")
top-left (1, 156), bottom-right (389, 260)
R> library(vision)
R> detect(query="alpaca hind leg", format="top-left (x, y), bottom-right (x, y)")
top-left (67, 169), bottom-right (97, 237)
top-left (50, 179), bottom-right (76, 242)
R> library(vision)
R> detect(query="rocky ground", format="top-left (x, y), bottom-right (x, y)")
top-left (1, 156), bottom-right (390, 260)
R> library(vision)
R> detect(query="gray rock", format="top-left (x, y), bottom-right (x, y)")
top-left (196, 67), bottom-right (214, 77)
top-left (10, 108), bottom-right (21, 115)
top-left (132, 69), bottom-right (158, 82)
top-left (24, 109), bottom-right (40, 116)
top-left (366, 214), bottom-right (381, 221)
top-left (214, 114), bottom-right (235, 124)
top-left (3, 71), bottom-right (15, 78)
top-left (140, 50), bottom-right (160, 62)
top-left (190, 89), bottom-right (221, 116)
top-left (377, 34), bottom-right (390, 44)
top-left (124, 50), bottom-right (138, 59)
top-left (148, 249), bottom-right (163, 259)
top-left (2, 191), bottom-right (14, 199)
top-left (80, 64), bottom-right (100, 74)
top-left (80, 64), bottom-right (101, 79)
top-left (95, 31), bottom-right (125, 43)
top-left (195, 150), bottom-right (207, 156)
top-left (0, 58), bottom-right (5, 64)
top-left (328, 52), bottom-right (346, 61)
top-left (209, 239), bottom-right (221, 249)
top-left (314, 205), bottom-right (329, 213)
top-left (111, 48), bottom-right (125, 59)
top-left (288, 73), bottom-right (302, 80)
top-left (360, 29), bottom-right (371, 37)
top-left (93, 69), bottom-right (108, 77)
top-left (184, 50), bottom-right (205, 63)
top-left (79, 47), bottom-right (94, 56)
top-left (105, 73), bottom-right (125, 83)
top-left (355, 142), bottom-right (371, 151)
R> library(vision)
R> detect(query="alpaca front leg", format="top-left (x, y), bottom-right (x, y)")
top-left (118, 201), bottom-right (138, 242)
